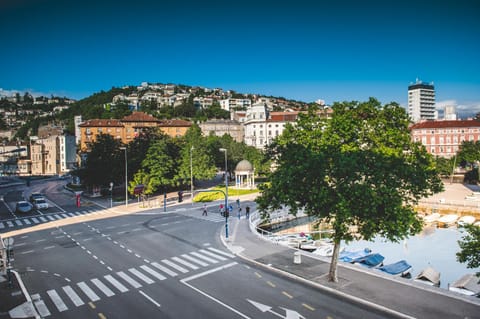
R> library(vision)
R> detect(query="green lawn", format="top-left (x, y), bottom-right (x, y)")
top-left (193, 186), bottom-right (258, 202)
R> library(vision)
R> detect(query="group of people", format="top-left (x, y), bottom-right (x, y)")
top-left (204, 198), bottom-right (250, 219)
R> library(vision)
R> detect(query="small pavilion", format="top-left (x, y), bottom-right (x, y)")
top-left (234, 159), bottom-right (255, 189)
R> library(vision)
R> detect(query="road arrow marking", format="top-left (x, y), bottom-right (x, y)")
top-left (247, 299), bottom-right (306, 319)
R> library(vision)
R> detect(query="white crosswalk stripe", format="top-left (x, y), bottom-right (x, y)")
top-left (7, 221), bottom-right (14, 227)
top-left (104, 275), bottom-right (129, 293)
top-left (117, 271), bottom-right (142, 289)
top-left (47, 215), bottom-right (56, 221)
top-left (181, 254), bottom-right (209, 267)
top-left (39, 216), bottom-right (48, 222)
top-left (68, 213), bottom-right (76, 217)
top-left (47, 289), bottom-right (68, 312)
top-left (207, 247), bottom-right (236, 258)
top-left (61, 214), bottom-right (69, 218)
top-left (162, 259), bottom-right (189, 273)
top-left (32, 293), bottom-right (51, 317)
top-left (199, 249), bottom-right (227, 261)
top-left (128, 268), bottom-right (154, 284)
top-left (73, 212), bottom-right (82, 216)
top-left (0, 222), bottom-right (4, 229)
top-left (54, 214), bottom-right (62, 219)
top-left (151, 262), bottom-right (178, 277)
top-left (140, 265), bottom-right (167, 281)
top-left (190, 251), bottom-right (219, 264)
top-left (15, 220), bottom-right (22, 226)
top-left (171, 256), bottom-right (199, 270)
top-left (32, 217), bottom-right (40, 223)
top-left (24, 219), bottom-right (31, 225)
top-left (91, 278), bottom-right (115, 297)
top-left (77, 281), bottom-right (100, 302)
top-left (63, 285), bottom-right (84, 307)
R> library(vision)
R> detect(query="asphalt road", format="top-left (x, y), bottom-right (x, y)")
top-left (3, 180), bottom-right (394, 319)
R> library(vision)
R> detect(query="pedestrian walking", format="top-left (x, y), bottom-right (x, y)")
top-left (236, 198), bottom-right (240, 208)
top-left (202, 203), bottom-right (208, 216)
top-left (228, 204), bottom-right (233, 217)
top-left (245, 206), bottom-right (250, 218)
top-left (237, 206), bottom-right (242, 219)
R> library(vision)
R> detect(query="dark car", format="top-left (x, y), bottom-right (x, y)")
top-left (16, 201), bottom-right (33, 213)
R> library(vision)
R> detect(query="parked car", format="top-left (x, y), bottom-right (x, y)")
top-left (33, 198), bottom-right (49, 210)
top-left (29, 192), bottom-right (45, 203)
top-left (16, 201), bottom-right (33, 213)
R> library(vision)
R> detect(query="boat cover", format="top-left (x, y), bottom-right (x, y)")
top-left (339, 248), bottom-right (372, 263)
top-left (379, 260), bottom-right (411, 275)
top-left (415, 267), bottom-right (440, 286)
top-left (451, 274), bottom-right (480, 294)
top-left (355, 253), bottom-right (385, 267)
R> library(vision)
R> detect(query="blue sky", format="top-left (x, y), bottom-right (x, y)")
top-left (1, 0), bottom-right (479, 116)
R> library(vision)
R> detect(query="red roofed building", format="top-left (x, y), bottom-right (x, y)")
top-left (79, 112), bottom-right (191, 151)
top-left (410, 119), bottom-right (480, 158)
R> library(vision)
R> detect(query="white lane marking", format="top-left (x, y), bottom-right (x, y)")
top-left (190, 251), bottom-right (219, 264)
top-left (139, 290), bottom-right (161, 307)
top-left (77, 281), bottom-right (100, 302)
top-left (44, 246), bottom-right (55, 250)
top-left (128, 268), bottom-right (154, 284)
top-left (199, 249), bottom-right (227, 261)
top-left (207, 247), bottom-right (236, 258)
top-left (181, 254), bottom-right (209, 267)
top-left (180, 262), bottom-right (249, 319)
top-left (117, 271), bottom-right (142, 289)
top-left (14, 242), bottom-right (27, 247)
top-left (31, 293), bottom-right (51, 317)
top-left (63, 285), bottom-right (84, 307)
top-left (32, 217), bottom-right (40, 223)
top-left (91, 278), bottom-right (115, 297)
top-left (161, 259), bottom-right (188, 273)
top-left (35, 239), bottom-right (46, 243)
top-left (47, 289), bottom-right (68, 312)
top-left (20, 250), bottom-right (34, 254)
top-left (140, 265), bottom-right (167, 281)
top-left (151, 262), bottom-right (178, 277)
top-left (104, 275), bottom-right (129, 293)
top-left (172, 256), bottom-right (199, 270)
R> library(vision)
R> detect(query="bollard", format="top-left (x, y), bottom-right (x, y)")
top-left (293, 251), bottom-right (301, 264)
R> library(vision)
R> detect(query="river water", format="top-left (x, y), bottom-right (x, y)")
top-left (342, 226), bottom-right (479, 289)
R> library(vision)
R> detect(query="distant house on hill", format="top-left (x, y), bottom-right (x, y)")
top-left (79, 112), bottom-right (191, 151)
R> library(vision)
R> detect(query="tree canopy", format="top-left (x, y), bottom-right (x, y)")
top-left (457, 225), bottom-right (480, 278)
top-left (256, 98), bottom-right (444, 282)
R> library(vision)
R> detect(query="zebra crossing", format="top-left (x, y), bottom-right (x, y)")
top-left (0, 208), bottom-right (105, 231)
top-left (174, 208), bottom-right (226, 223)
top-left (30, 247), bottom-right (236, 317)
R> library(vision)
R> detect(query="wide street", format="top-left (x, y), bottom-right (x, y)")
top-left (1, 178), bottom-right (392, 319)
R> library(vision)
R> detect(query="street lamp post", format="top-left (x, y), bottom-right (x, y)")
top-left (110, 182), bottom-right (113, 208)
top-left (190, 146), bottom-right (194, 205)
top-left (120, 147), bottom-right (128, 207)
top-left (219, 148), bottom-right (228, 239)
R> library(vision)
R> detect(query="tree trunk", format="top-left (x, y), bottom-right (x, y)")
top-left (328, 239), bottom-right (341, 282)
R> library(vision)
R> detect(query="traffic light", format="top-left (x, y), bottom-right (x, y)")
top-left (178, 191), bottom-right (183, 203)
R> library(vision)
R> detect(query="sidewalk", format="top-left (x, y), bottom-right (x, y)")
top-left (221, 209), bottom-right (480, 319)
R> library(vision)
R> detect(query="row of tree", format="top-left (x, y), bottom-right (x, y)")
top-left (75, 124), bottom-right (268, 196)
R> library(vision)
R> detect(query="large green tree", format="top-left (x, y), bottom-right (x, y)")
top-left (457, 140), bottom-right (480, 166)
top-left (256, 98), bottom-right (443, 282)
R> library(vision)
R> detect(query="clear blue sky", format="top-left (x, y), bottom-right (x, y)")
top-left (1, 0), bottom-right (479, 116)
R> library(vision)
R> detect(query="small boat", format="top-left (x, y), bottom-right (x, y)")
top-left (339, 248), bottom-right (372, 263)
top-left (378, 260), bottom-right (412, 277)
top-left (457, 215), bottom-right (476, 227)
top-left (422, 213), bottom-right (441, 224)
top-left (312, 244), bottom-right (334, 257)
top-left (414, 266), bottom-right (441, 287)
top-left (299, 240), bottom-right (318, 252)
top-left (354, 253), bottom-right (385, 268)
top-left (437, 214), bottom-right (459, 227)
top-left (449, 274), bottom-right (480, 296)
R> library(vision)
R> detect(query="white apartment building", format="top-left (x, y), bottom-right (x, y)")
top-left (31, 135), bottom-right (76, 175)
top-left (74, 115), bottom-right (82, 145)
top-left (220, 98), bottom-right (252, 111)
top-left (408, 79), bottom-right (436, 123)
top-left (193, 97), bottom-right (214, 109)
